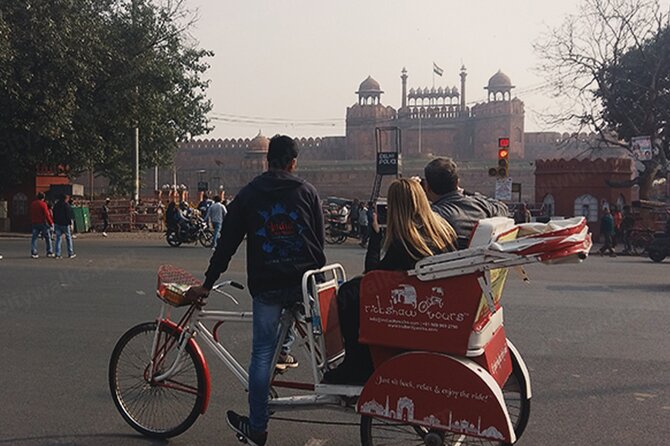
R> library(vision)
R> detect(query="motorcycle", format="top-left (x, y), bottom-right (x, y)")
top-left (166, 217), bottom-right (214, 248)
top-left (325, 217), bottom-right (350, 244)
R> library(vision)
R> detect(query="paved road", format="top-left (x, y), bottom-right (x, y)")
top-left (0, 235), bottom-right (668, 445)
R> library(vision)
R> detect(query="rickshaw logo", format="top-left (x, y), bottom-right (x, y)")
top-left (367, 284), bottom-right (468, 324)
top-left (391, 284), bottom-right (417, 307)
top-left (390, 285), bottom-right (446, 313)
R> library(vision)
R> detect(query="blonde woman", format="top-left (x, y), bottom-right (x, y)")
top-left (324, 178), bottom-right (457, 384)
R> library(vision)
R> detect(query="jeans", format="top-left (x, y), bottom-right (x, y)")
top-left (248, 287), bottom-right (300, 433)
top-left (54, 225), bottom-right (74, 257)
top-left (211, 221), bottom-right (222, 248)
top-left (31, 224), bottom-right (53, 256)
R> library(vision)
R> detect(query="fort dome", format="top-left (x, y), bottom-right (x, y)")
top-left (247, 131), bottom-right (269, 153)
top-left (486, 70), bottom-right (513, 90)
top-left (356, 76), bottom-right (383, 94)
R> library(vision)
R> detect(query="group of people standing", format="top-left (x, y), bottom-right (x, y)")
top-left (184, 135), bottom-right (509, 446)
top-left (29, 192), bottom-right (77, 259)
top-left (599, 205), bottom-right (635, 256)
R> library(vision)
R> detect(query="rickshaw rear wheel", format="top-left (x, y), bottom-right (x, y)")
top-left (359, 358), bottom-right (530, 446)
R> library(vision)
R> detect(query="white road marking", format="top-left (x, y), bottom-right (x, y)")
top-left (304, 439), bottom-right (329, 446)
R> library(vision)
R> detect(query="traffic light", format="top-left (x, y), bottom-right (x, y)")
top-left (497, 148), bottom-right (509, 177)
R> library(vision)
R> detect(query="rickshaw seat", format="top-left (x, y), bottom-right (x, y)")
top-left (359, 217), bottom-right (518, 359)
top-left (314, 278), bottom-right (345, 364)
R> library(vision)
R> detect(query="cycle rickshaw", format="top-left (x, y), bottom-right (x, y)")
top-left (109, 216), bottom-right (591, 445)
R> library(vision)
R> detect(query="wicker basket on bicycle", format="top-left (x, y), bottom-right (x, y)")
top-left (156, 264), bottom-right (202, 307)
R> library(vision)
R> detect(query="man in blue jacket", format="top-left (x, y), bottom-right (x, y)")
top-left (186, 135), bottom-right (325, 446)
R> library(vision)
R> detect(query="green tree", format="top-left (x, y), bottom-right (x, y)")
top-left (536, 0), bottom-right (669, 199)
top-left (0, 0), bottom-right (212, 194)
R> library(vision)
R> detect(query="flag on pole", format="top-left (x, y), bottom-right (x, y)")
top-left (433, 62), bottom-right (444, 76)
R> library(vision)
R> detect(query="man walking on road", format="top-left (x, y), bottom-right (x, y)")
top-left (52, 194), bottom-right (76, 259)
top-left (186, 135), bottom-right (325, 446)
top-left (599, 207), bottom-right (616, 256)
top-left (204, 195), bottom-right (227, 249)
top-left (423, 158), bottom-right (509, 249)
top-left (101, 198), bottom-right (110, 236)
top-left (30, 192), bottom-right (54, 258)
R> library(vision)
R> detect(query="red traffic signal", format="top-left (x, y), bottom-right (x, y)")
top-left (497, 148), bottom-right (509, 177)
top-left (498, 137), bottom-right (510, 148)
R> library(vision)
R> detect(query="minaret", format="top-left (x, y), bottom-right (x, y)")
top-left (459, 65), bottom-right (467, 112)
top-left (401, 67), bottom-right (408, 108)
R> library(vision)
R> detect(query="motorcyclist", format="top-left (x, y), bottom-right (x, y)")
top-left (177, 202), bottom-right (194, 238)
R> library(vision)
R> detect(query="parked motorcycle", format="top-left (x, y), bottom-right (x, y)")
top-left (166, 217), bottom-right (214, 248)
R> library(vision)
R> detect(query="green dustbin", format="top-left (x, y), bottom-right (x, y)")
top-left (72, 206), bottom-right (91, 233)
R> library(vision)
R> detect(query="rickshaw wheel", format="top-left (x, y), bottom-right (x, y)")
top-left (359, 359), bottom-right (530, 446)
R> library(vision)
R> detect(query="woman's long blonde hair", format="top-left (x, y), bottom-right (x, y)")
top-left (383, 178), bottom-right (457, 259)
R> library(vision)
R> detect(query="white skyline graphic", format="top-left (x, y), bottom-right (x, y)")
top-left (360, 395), bottom-right (504, 440)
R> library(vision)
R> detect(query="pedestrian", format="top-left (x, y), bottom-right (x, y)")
top-left (620, 205), bottom-right (635, 254)
top-left (68, 197), bottom-right (78, 239)
top-left (52, 193), bottom-right (76, 259)
top-left (423, 158), bottom-right (509, 249)
top-left (358, 202), bottom-right (368, 247)
top-left (611, 205), bottom-right (622, 248)
top-left (101, 198), bottom-right (110, 237)
top-left (204, 195), bottom-right (227, 249)
top-left (350, 198), bottom-right (360, 236)
top-left (599, 207), bottom-right (616, 256)
top-left (30, 192), bottom-right (54, 258)
top-left (513, 203), bottom-right (532, 224)
top-left (186, 135), bottom-right (325, 446)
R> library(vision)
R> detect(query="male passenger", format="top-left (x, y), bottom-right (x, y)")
top-left (424, 158), bottom-right (509, 249)
top-left (186, 135), bottom-right (325, 446)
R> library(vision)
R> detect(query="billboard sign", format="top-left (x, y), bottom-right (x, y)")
top-left (631, 136), bottom-right (653, 161)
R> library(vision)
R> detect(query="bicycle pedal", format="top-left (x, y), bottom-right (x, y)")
top-left (236, 433), bottom-right (248, 444)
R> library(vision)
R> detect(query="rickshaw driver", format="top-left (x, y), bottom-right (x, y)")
top-left (423, 158), bottom-right (509, 249)
top-left (186, 135), bottom-right (326, 446)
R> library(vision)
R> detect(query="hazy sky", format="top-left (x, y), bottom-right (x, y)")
top-left (183, 0), bottom-right (605, 139)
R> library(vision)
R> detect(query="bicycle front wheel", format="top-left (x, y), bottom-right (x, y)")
top-left (109, 322), bottom-right (206, 438)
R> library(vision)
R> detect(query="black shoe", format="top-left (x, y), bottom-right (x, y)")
top-left (275, 353), bottom-right (299, 371)
top-left (322, 363), bottom-right (370, 385)
top-left (226, 411), bottom-right (267, 446)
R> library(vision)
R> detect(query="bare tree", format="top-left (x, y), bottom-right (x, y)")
top-left (535, 0), bottom-right (670, 199)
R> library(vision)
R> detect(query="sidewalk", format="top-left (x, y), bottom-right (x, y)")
top-left (0, 231), bottom-right (165, 240)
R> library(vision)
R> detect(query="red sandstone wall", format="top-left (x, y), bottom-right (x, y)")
top-left (535, 158), bottom-right (635, 239)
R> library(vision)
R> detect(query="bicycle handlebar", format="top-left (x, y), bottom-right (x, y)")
top-left (210, 280), bottom-right (245, 305)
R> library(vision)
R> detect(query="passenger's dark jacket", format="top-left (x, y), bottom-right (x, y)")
top-left (203, 170), bottom-right (326, 295)
top-left (431, 190), bottom-right (509, 249)
top-left (52, 200), bottom-right (74, 226)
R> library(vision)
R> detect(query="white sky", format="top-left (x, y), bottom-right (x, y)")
top-left (184, 0), bottom-right (597, 139)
